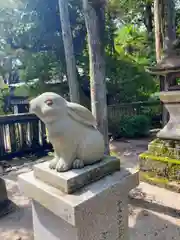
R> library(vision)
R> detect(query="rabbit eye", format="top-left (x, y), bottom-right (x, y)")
top-left (45, 99), bottom-right (53, 106)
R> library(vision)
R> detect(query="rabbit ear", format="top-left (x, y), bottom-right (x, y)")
top-left (67, 102), bottom-right (97, 127)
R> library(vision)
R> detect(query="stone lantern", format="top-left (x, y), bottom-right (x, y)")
top-left (139, 40), bottom-right (180, 191)
top-left (147, 40), bottom-right (180, 140)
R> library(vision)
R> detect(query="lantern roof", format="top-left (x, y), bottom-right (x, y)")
top-left (147, 39), bottom-right (180, 75)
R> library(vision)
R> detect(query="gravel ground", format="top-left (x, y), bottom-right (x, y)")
top-left (0, 139), bottom-right (180, 240)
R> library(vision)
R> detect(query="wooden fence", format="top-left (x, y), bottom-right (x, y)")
top-left (0, 100), bottom-right (161, 161)
top-left (108, 100), bottom-right (161, 127)
top-left (0, 114), bottom-right (52, 161)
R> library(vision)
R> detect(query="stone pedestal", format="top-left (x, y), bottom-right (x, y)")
top-left (0, 178), bottom-right (14, 218)
top-left (18, 157), bottom-right (139, 240)
top-left (157, 91), bottom-right (180, 140)
top-left (0, 178), bottom-right (8, 202)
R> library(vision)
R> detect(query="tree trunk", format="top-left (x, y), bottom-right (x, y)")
top-left (82, 0), bottom-right (109, 154)
top-left (163, 0), bottom-right (176, 51)
top-left (58, 0), bottom-right (80, 103)
top-left (144, 2), bottom-right (153, 37)
top-left (154, 0), bottom-right (162, 62)
top-left (162, 0), bottom-right (176, 126)
top-left (154, 0), bottom-right (176, 126)
top-left (154, 0), bottom-right (166, 125)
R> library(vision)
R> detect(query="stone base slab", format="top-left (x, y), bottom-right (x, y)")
top-left (34, 156), bottom-right (120, 194)
top-left (139, 152), bottom-right (180, 180)
top-left (157, 126), bottom-right (180, 140)
top-left (140, 172), bottom-right (180, 193)
top-left (19, 168), bottom-right (139, 227)
top-left (159, 91), bottom-right (180, 103)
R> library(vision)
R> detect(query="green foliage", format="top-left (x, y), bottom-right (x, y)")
top-left (115, 25), bottom-right (156, 66)
top-left (106, 55), bottom-right (156, 103)
top-left (104, 24), bottom-right (158, 103)
top-left (108, 0), bottom-right (153, 26)
top-left (0, 99), bottom-right (4, 115)
top-left (120, 115), bottom-right (150, 138)
top-left (0, 0), bottom-right (159, 104)
top-left (18, 51), bottom-right (71, 97)
top-left (20, 51), bottom-right (64, 82)
top-left (1, 0), bottom-right (88, 98)
top-left (0, 86), bottom-right (11, 115)
top-left (7, 0), bottom-right (86, 61)
top-left (109, 114), bottom-right (150, 139)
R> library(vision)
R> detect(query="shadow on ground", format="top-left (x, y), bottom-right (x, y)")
top-left (129, 186), bottom-right (180, 240)
top-left (110, 138), bottom-right (150, 169)
top-left (1, 139), bottom-right (180, 240)
top-left (129, 197), bottom-right (180, 219)
top-left (129, 208), bottom-right (180, 240)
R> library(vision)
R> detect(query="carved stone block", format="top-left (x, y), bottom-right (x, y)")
top-left (34, 156), bottom-right (120, 194)
top-left (19, 167), bottom-right (139, 240)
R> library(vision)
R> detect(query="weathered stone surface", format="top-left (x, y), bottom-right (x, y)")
top-left (157, 91), bottom-right (180, 140)
top-left (30, 92), bottom-right (105, 172)
top-left (19, 168), bottom-right (139, 226)
top-left (0, 178), bottom-right (15, 218)
top-left (19, 168), bottom-right (139, 240)
top-left (34, 156), bottom-right (120, 194)
top-left (0, 178), bottom-right (7, 203)
top-left (159, 91), bottom-right (180, 103)
top-left (139, 172), bottom-right (180, 193)
top-left (139, 157), bottom-right (168, 178)
top-left (148, 139), bottom-right (180, 159)
top-left (139, 152), bottom-right (180, 181)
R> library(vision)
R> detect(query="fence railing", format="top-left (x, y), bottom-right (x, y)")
top-left (108, 100), bottom-right (161, 128)
top-left (0, 113), bottom-right (52, 161)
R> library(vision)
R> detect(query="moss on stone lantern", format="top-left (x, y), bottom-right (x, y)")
top-left (139, 40), bottom-right (180, 192)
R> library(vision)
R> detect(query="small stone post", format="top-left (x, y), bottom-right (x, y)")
top-left (0, 178), bottom-right (14, 217)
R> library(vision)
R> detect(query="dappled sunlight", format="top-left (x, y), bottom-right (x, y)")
top-left (0, 177), bottom-right (33, 240)
top-left (0, 0), bottom-right (180, 239)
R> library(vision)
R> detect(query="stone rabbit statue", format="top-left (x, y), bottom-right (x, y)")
top-left (30, 92), bottom-right (105, 172)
